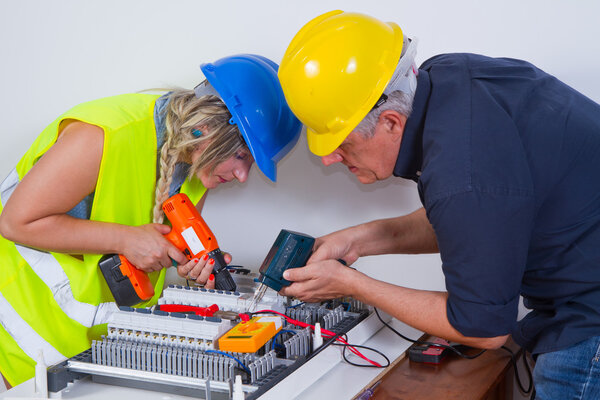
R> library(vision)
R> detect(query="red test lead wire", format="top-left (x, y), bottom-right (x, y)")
top-left (249, 309), bottom-right (383, 368)
top-left (160, 304), bottom-right (219, 317)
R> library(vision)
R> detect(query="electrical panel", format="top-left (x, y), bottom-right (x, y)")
top-left (46, 270), bottom-right (369, 399)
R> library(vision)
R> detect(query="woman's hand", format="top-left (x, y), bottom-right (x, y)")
top-left (120, 224), bottom-right (188, 272)
top-left (176, 252), bottom-right (232, 289)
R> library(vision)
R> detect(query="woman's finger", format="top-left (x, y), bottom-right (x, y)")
top-left (177, 259), bottom-right (197, 278)
top-left (195, 258), bottom-right (215, 284)
top-left (204, 274), bottom-right (216, 289)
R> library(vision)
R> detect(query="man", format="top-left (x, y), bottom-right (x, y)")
top-left (277, 10), bottom-right (600, 399)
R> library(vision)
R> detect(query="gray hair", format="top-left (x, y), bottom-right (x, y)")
top-left (355, 90), bottom-right (415, 137)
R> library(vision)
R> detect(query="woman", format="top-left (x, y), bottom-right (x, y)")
top-left (0, 54), bottom-right (301, 388)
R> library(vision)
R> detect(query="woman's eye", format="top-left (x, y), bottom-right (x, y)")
top-left (235, 152), bottom-right (247, 160)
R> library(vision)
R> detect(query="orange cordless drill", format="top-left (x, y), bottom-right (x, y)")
top-left (99, 193), bottom-right (236, 306)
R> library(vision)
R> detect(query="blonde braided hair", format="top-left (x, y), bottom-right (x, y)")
top-left (152, 88), bottom-right (247, 223)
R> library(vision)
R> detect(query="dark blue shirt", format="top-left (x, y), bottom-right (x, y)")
top-left (395, 53), bottom-right (600, 354)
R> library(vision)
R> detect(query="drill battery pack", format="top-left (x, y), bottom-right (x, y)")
top-left (99, 254), bottom-right (154, 307)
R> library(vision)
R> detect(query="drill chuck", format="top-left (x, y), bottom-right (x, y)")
top-left (207, 249), bottom-right (237, 291)
top-left (213, 269), bottom-right (236, 292)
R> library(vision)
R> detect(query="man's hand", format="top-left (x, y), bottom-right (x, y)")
top-left (279, 259), bottom-right (362, 302)
top-left (309, 228), bottom-right (361, 265)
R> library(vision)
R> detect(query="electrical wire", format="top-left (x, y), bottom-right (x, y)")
top-left (373, 308), bottom-right (536, 397)
top-left (271, 329), bottom-right (297, 350)
top-left (286, 302), bottom-right (305, 309)
top-left (321, 330), bottom-right (388, 368)
top-left (374, 308), bottom-right (487, 360)
top-left (204, 350), bottom-right (251, 374)
top-left (333, 342), bottom-right (391, 368)
top-left (251, 309), bottom-right (386, 367)
top-left (500, 346), bottom-right (534, 395)
top-left (328, 331), bottom-right (390, 368)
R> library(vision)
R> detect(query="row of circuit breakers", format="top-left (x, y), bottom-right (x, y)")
top-left (47, 269), bottom-right (369, 399)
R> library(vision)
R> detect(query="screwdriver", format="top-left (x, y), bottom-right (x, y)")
top-left (356, 380), bottom-right (381, 400)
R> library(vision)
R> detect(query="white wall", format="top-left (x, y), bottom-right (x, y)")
top-left (1, 0), bottom-right (599, 295)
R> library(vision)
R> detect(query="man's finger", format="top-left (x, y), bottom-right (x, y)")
top-left (279, 282), bottom-right (301, 298)
top-left (280, 282), bottom-right (319, 303)
top-left (282, 265), bottom-right (312, 282)
top-left (307, 246), bottom-right (328, 263)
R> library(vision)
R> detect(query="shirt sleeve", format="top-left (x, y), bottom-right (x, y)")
top-left (426, 187), bottom-right (535, 337)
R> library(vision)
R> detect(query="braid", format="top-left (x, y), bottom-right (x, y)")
top-left (153, 135), bottom-right (177, 223)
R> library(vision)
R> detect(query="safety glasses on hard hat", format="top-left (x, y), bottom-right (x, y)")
top-left (194, 80), bottom-right (220, 100)
top-left (372, 37), bottom-right (420, 111)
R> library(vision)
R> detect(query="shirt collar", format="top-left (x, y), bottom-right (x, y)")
top-left (154, 92), bottom-right (171, 148)
top-left (393, 69), bottom-right (431, 181)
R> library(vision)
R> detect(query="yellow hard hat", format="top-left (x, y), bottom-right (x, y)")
top-left (278, 10), bottom-right (404, 156)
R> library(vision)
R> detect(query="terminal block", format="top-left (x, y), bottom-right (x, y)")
top-left (159, 284), bottom-right (285, 314)
top-left (109, 305), bottom-right (232, 350)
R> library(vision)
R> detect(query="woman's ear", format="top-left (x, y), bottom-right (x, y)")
top-left (192, 124), bottom-right (210, 138)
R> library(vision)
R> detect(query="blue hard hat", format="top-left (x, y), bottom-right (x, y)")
top-left (198, 54), bottom-right (302, 182)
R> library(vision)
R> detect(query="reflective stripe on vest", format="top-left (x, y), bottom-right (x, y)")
top-left (0, 290), bottom-right (65, 366)
top-left (0, 169), bottom-right (118, 330)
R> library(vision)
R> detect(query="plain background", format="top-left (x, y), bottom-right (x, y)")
top-left (1, 2), bottom-right (599, 389)
top-left (1, 0), bottom-right (600, 302)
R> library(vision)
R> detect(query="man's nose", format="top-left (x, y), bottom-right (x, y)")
top-left (321, 152), bottom-right (343, 166)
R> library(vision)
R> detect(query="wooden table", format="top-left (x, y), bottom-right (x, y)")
top-left (359, 337), bottom-right (523, 400)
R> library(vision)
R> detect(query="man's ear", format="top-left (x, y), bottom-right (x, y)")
top-left (378, 110), bottom-right (407, 142)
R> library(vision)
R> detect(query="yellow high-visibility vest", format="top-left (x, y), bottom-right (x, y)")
top-left (0, 94), bottom-right (206, 386)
